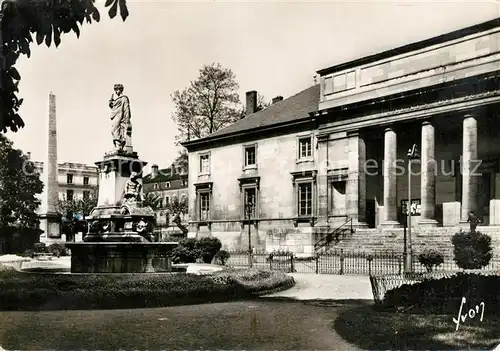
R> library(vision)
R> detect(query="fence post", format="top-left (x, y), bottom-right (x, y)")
top-left (269, 253), bottom-right (272, 270)
top-left (368, 255), bottom-right (372, 276)
top-left (398, 256), bottom-right (402, 275)
top-left (340, 249), bottom-right (344, 275)
top-left (290, 253), bottom-right (294, 273)
top-left (315, 253), bottom-right (319, 274)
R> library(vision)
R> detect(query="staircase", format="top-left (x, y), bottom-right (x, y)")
top-left (314, 218), bottom-right (355, 253)
top-left (319, 224), bottom-right (500, 259)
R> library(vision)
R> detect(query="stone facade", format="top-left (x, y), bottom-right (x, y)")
top-left (143, 165), bottom-right (188, 227)
top-left (183, 18), bottom-right (500, 254)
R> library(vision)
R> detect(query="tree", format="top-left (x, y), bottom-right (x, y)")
top-left (256, 93), bottom-right (270, 112)
top-left (0, 0), bottom-right (130, 133)
top-left (171, 148), bottom-right (188, 174)
top-left (143, 191), bottom-right (163, 211)
top-left (171, 63), bottom-right (242, 144)
top-left (165, 195), bottom-right (188, 235)
top-left (56, 191), bottom-right (98, 240)
top-left (0, 134), bottom-right (43, 237)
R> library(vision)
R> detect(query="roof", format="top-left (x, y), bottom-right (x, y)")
top-left (182, 84), bottom-right (320, 147)
top-left (317, 17), bottom-right (500, 76)
top-left (143, 166), bottom-right (187, 184)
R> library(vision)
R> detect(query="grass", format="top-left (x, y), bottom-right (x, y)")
top-left (334, 303), bottom-right (500, 350)
top-left (0, 300), bottom-right (362, 350)
top-left (0, 267), bottom-right (294, 311)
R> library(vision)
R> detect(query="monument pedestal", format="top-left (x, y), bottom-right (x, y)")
top-left (39, 213), bottom-right (61, 244)
top-left (67, 149), bottom-right (179, 273)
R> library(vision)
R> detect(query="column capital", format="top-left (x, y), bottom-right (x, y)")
top-left (383, 125), bottom-right (395, 133)
top-left (422, 120), bottom-right (433, 127)
top-left (347, 130), bottom-right (359, 138)
top-left (463, 114), bottom-right (476, 120)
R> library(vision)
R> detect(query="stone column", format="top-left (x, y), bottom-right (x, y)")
top-left (418, 121), bottom-right (438, 226)
top-left (461, 114), bottom-right (478, 221)
top-left (315, 134), bottom-right (329, 226)
top-left (347, 131), bottom-right (368, 227)
top-left (381, 127), bottom-right (400, 227)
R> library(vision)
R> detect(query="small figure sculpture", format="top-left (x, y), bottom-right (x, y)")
top-left (109, 84), bottom-right (132, 152)
top-left (467, 211), bottom-right (481, 233)
top-left (136, 218), bottom-right (148, 233)
top-left (123, 172), bottom-right (144, 205)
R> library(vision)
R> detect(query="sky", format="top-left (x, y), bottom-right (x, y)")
top-left (8, 0), bottom-right (500, 172)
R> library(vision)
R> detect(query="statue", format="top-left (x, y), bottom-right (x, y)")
top-left (109, 84), bottom-right (132, 152)
top-left (123, 172), bottom-right (144, 205)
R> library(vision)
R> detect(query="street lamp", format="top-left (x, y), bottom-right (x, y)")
top-left (245, 200), bottom-right (254, 267)
top-left (406, 143), bottom-right (420, 273)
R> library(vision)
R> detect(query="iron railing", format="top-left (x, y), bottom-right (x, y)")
top-left (224, 248), bottom-right (499, 276)
top-left (314, 218), bottom-right (354, 252)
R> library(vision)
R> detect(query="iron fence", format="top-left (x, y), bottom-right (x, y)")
top-left (225, 249), bottom-right (499, 276)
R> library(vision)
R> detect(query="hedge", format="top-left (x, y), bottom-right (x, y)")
top-left (382, 272), bottom-right (500, 313)
top-left (0, 268), bottom-right (295, 311)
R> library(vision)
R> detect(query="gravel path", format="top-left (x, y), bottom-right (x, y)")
top-left (263, 273), bottom-right (374, 301)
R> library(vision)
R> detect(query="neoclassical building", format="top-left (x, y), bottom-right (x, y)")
top-left (183, 18), bottom-right (500, 254)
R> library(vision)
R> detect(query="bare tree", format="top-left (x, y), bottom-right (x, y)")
top-left (171, 63), bottom-right (242, 144)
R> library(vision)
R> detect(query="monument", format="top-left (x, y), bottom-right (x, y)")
top-left (39, 92), bottom-right (62, 244)
top-left (66, 85), bottom-right (178, 273)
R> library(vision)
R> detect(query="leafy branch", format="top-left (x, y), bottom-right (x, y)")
top-left (0, 0), bottom-right (129, 133)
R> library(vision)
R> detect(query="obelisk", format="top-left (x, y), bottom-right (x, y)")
top-left (39, 92), bottom-right (61, 243)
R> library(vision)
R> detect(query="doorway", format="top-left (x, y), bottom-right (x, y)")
top-left (366, 199), bottom-right (376, 228)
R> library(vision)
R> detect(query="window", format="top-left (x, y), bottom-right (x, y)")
top-left (154, 183), bottom-right (159, 190)
top-left (199, 154), bottom-right (210, 174)
top-left (165, 196), bottom-right (169, 205)
top-left (244, 145), bottom-right (256, 167)
top-left (291, 170), bottom-right (316, 220)
top-left (244, 188), bottom-right (257, 218)
top-left (159, 199), bottom-right (163, 208)
top-left (331, 181), bottom-right (347, 215)
top-left (165, 182), bottom-right (170, 188)
top-left (298, 183), bottom-right (313, 216)
top-left (238, 176), bottom-right (260, 220)
top-left (66, 189), bottom-right (74, 201)
top-left (182, 179), bottom-right (188, 187)
top-left (66, 174), bottom-right (73, 184)
top-left (83, 190), bottom-right (90, 200)
top-left (83, 176), bottom-right (89, 185)
top-left (298, 137), bottom-right (312, 159)
top-left (199, 193), bottom-right (210, 221)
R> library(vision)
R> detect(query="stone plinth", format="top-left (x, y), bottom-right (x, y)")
top-left (95, 152), bottom-right (147, 207)
top-left (66, 242), bottom-right (178, 273)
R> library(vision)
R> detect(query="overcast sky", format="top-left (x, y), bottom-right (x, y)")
top-left (8, 0), bottom-right (499, 171)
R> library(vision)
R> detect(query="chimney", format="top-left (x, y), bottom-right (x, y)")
top-left (245, 91), bottom-right (257, 116)
top-left (151, 164), bottom-right (159, 178)
top-left (272, 96), bottom-right (283, 104)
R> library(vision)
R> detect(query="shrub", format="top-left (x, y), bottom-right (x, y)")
top-left (47, 243), bottom-right (66, 257)
top-left (213, 250), bottom-right (231, 265)
top-left (0, 268), bottom-right (294, 310)
top-left (382, 272), bottom-right (499, 313)
top-left (418, 249), bottom-right (444, 272)
top-left (196, 237), bottom-right (222, 263)
top-left (452, 230), bottom-right (492, 269)
top-left (171, 239), bottom-right (199, 264)
top-left (171, 237), bottom-right (223, 264)
top-left (33, 242), bottom-right (46, 253)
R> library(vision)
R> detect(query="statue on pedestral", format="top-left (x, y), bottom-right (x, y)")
top-left (109, 84), bottom-right (132, 152)
top-left (123, 172), bottom-right (144, 205)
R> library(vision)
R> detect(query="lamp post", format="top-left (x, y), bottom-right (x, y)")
top-left (406, 143), bottom-right (420, 273)
top-left (245, 200), bottom-right (254, 267)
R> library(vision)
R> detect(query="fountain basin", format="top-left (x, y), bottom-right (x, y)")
top-left (66, 242), bottom-right (178, 273)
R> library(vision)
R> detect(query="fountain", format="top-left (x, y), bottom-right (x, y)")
top-left (66, 84), bottom-right (178, 273)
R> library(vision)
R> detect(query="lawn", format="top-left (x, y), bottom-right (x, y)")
top-left (335, 304), bottom-right (500, 350)
top-left (0, 300), bottom-right (362, 350)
